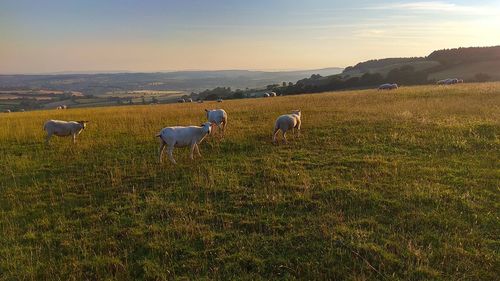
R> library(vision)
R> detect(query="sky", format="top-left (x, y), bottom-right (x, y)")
top-left (1, 0), bottom-right (499, 74)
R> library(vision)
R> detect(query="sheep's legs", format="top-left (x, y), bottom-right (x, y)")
top-left (282, 131), bottom-right (288, 144)
top-left (167, 146), bottom-right (176, 164)
top-left (72, 134), bottom-right (77, 144)
top-left (220, 122), bottom-right (226, 137)
top-left (45, 133), bottom-right (52, 145)
top-left (195, 144), bottom-right (202, 157)
top-left (158, 142), bottom-right (166, 163)
top-left (190, 143), bottom-right (196, 160)
top-left (272, 128), bottom-right (280, 144)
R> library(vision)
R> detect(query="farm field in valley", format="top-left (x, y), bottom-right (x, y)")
top-left (0, 83), bottom-right (499, 280)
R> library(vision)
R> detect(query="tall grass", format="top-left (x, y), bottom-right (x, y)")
top-left (0, 83), bottom-right (499, 280)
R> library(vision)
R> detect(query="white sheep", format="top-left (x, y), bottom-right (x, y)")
top-left (437, 78), bottom-right (459, 85)
top-left (273, 110), bottom-right (301, 144)
top-left (378, 83), bottom-right (398, 90)
top-left (156, 122), bottom-right (215, 164)
top-left (269, 92), bottom-right (277, 97)
top-left (205, 109), bottom-right (228, 136)
top-left (43, 120), bottom-right (88, 144)
top-left (263, 93), bottom-right (270, 98)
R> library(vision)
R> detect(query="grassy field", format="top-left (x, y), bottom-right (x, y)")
top-left (0, 83), bottom-right (499, 280)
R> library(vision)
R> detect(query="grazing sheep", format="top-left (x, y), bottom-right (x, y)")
top-left (273, 110), bottom-right (301, 144)
top-left (62, 105), bottom-right (68, 109)
top-left (186, 98), bottom-right (193, 103)
top-left (56, 106), bottom-right (62, 110)
top-left (437, 78), bottom-right (460, 85)
top-left (205, 109), bottom-right (228, 136)
top-left (457, 79), bottom-right (464, 83)
top-left (378, 83), bottom-right (398, 90)
top-left (43, 120), bottom-right (88, 144)
top-left (156, 122), bottom-right (215, 164)
top-left (178, 98), bottom-right (185, 103)
top-left (263, 93), bottom-right (270, 98)
top-left (197, 99), bottom-right (204, 103)
top-left (269, 92), bottom-right (277, 97)
top-left (4, 109), bottom-right (11, 113)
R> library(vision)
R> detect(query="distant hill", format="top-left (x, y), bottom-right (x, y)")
top-left (341, 46), bottom-right (500, 81)
top-left (271, 46), bottom-right (500, 96)
top-left (0, 68), bottom-right (343, 96)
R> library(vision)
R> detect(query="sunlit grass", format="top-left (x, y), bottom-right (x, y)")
top-left (0, 83), bottom-right (499, 280)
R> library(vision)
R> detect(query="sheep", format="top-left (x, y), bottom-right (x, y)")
top-left (56, 106), bottom-right (62, 110)
top-left (263, 93), bottom-right (270, 98)
top-left (43, 120), bottom-right (88, 145)
top-left (269, 92), bottom-right (277, 97)
top-left (62, 105), bottom-right (68, 109)
top-left (378, 83), bottom-right (398, 90)
top-left (197, 99), bottom-right (204, 103)
top-left (186, 98), bottom-right (193, 103)
top-left (156, 122), bottom-right (215, 164)
top-left (217, 97), bottom-right (223, 103)
top-left (437, 78), bottom-right (460, 85)
top-left (205, 109), bottom-right (228, 137)
top-left (273, 110), bottom-right (301, 144)
top-left (178, 98), bottom-right (185, 103)
top-left (4, 109), bottom-right (11, 113)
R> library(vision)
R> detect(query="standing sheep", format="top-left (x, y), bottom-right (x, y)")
top-left (378, 83), bottom-right (398, 90)
top-left (156, 122), bottom-right (215, 164)
top-left (205, 109), bottom-right (228, 137)
top-left (273, 110), bottom-right (301, 144)
top-left (43, 120), bottom-right (89, 144)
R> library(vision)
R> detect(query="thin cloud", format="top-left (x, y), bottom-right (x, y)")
top-left (371, 1), bottom-right (494, 15)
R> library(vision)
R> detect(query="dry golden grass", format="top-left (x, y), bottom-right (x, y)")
top-left (0, 82), bottom-right (499, 280)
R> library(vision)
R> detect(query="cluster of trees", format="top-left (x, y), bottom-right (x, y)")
top-left (343, 57), bottom-right (425, 74)
top-left (428, 46), bottom-right (500, 66)
top-left (271, 65), bottom-right (429, 95)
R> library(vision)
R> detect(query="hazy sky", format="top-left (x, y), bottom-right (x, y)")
top-left (1, 0), bottom-right (499, 73)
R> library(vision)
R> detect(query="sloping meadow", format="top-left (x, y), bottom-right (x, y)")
top-left (0, 83), bottom-right (498, 280)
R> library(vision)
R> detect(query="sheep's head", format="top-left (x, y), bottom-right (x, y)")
top-left (291, 110), bottom-right (301, 117)
top-left (200, 122), bottom-right (216, 135)
top-left (77, 120), bottom-right (89, 129)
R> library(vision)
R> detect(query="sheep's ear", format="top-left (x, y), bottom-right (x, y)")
top-left (205, 109), bottom-right (208, 112)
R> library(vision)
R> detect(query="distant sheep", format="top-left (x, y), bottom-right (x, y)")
top-left (437, 78), bottom-right (461, 85)
top-left (217, 98), bottom-right (223, 103)
top-left (178, 98), bottom-right (185, 103)
top-left (263, 93), bottom-right (270, 98)
top-left (62, 105), bottom-right (68, 109)
top-left (273, 110), bottom-right (301, 144)
top-left (197, 99), bottom-right (204, 103)
top-left (186, 98), bottom-right (193, 103)
top-left (4, 109), bottom-right (11, 113)
top-left (156, 122), bottom-right (215, 164)
top-left (269, 92), bottom-right (277, 97)
top-left (205, 109), bottom-right (228, 136)
top-left (43, 120), bottom-right (88, 144)
top-left (378, 83), bottom-right (398, 90)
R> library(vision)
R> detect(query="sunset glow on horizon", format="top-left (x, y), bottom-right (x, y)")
top-left (1, 0), bottom-right (499, 74)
